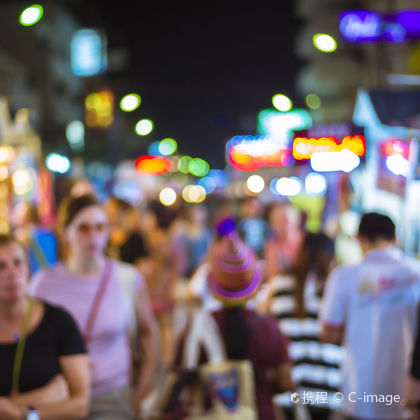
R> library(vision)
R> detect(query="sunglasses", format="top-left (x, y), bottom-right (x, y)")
top-left (75, 223), bottom-right (108, 234)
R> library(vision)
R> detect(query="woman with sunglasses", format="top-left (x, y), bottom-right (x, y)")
top-left (0, 234), bottom-right (89, 420)
top-left (30, 194), bottom-right (160, 420)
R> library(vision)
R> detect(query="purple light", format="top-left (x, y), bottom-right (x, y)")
top-left (339, 10), bottom-right (420, 43)
top-left (340, 11), bottom-right (382, 42)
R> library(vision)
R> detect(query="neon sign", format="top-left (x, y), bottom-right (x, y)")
top-left (71, 29), bottom-right (107, 76)
top-left (340, 10), bottom-right (420, 43)
top-left (257, 109), bottom-right (312, 137)
top-left (226, 136), bottom-right (293, 171)
top-left (135, 156), bottom-right (171, 175)
top-left (293, 135), bottom-right (366, 160)
top-left (381, 138), bottom-right (410, 160)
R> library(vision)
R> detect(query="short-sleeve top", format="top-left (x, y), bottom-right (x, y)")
top-left (0, 303), bottom-right (86, 395)
top-left (212, 309), bottom-right (290, 420)
top-left (30, 259), bottom-right (144, 395)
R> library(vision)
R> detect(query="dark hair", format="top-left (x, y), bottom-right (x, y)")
top-left (222, 307), bottom-right (250, 359)
top-left (0, 234), bottom-right (24, 249)
top-left (0, 234), bottom-right (29, 267)
top-left (358, 212), bottom-right (395, 242)
top-left (146, 200), bottom-right (175, 231)
top-left (293, 232), bottom-right (335, 319)
top-left (107, 196), bottom-right (132, 213)
top-left (59, 194), bottom-right (101, 228)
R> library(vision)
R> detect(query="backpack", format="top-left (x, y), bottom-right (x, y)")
top-left (147, 307), bottom-right (258, 420)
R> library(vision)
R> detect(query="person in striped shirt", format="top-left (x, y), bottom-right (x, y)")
top-left (268, 231), bottom-right (343, 420)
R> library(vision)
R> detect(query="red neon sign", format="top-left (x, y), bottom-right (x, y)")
top-left (229, 148), bottom-right (292, 171)
top-left (381, 138), bottom-right (410, 160)
top-left (135, 156), bottom-right (171, 175)
top-left (293, 135), bottom-right (366, 160)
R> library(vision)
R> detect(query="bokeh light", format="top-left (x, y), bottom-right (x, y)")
top-left (305, 93), bottom-right (322, 110)
top-left (120, 94), bottom-right (141, 112)
top-left (19, 4), bottom-right (43, 26)
top-left (197, 176), bottom-right (216, 194)
top-left (305, 173), bottom-right (327, 195)
top-left (158, 138), bottom-right (178, 156)
top-left (313, 33), bottom-right (337, 52)
top-left (135, 119), bottom-right (153, 136)
top-left (12, 169), bottom-right (34, 195)
top-left (182, 185), bottom-right (206, 203)
top-left (272, 94), bottom-right (293, 112)
top-left (188, 158), bottom-right (209, 177)
top-left (276, 177), bottom-right (302, 196)
top-left (159, 187), bottom-right (177, 206)
top-left (177, 156), bottom-right (192, 173)
top-left (246, 175), bottom-right (265, 194)
top-left (46, 153), bottom-right (71, 174)
top-left (0, 166), bottom-right (8, 181)
top-left (66, 120), bottom-right (84, 150)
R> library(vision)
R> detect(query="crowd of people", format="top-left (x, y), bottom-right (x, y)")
top-left (1, 185), bottom-right (420, 420)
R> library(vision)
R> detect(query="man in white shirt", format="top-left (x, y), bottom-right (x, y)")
top-left (320, 212), bottom-right (420, 420)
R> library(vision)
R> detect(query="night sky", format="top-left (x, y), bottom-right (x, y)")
top-left (70, 1), bottom-right (301, 169)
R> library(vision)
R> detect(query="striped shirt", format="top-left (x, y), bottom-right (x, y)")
top-left (269, 274), bottom-right (343, 411)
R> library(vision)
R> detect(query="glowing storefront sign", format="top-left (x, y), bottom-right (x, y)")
top-left (71, 29), bottom-right (107, 76)
top-left (258, 109), bottom-right (312, 137)
top-left (226, 136), bottom-right (293, 171)
top-left (340, 10), bottom-right (420, 43)
top-left (293, 135), bottom-right (366, 160)
top-left (135, 156), bottom-right (171, 175)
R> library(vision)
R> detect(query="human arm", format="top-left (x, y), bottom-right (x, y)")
top-left (275, 363), bottom-right (295, 393)
top-left (402, 305), bottom-right (420, 418)
top-left (319, 322), bottom-right (344, 345)
top-left (132, 284), bottom-right (161, 412)
top-left (403, 376), bottom-right (420, 420)
top-left (264, 240), bottom-right (280, 279)
top-left (318, 267), bottom-right (349, 345)
top-left (3, 354), bottom-right (90, 420)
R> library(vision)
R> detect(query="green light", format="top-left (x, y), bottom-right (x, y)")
top-left (177, 156), bottom-right (192, 173)
top-left (158, 138), bottom-right (178, 156)
top-left (305, 93), bottom-right (322, 110)
top-left (188, 158), bottom-right (209, 177)
top-left (313, 33), bottom-right (337, 53)
top-left (120, 94), bottom-right (141, 112)
top-left (135, 119), bottom-right (153, 136)
top-left (19, 4), bottom-right (43, 26)
top-left (257, 108), bottom-right (312, 135)
top-left (272, 94), bottom-right (292, 112)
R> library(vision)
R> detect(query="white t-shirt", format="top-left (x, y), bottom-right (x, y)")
top-left (320, 247), bottom-right (420, 419)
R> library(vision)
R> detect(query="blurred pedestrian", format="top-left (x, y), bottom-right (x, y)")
top-left (30, 194), bottom-right (160, 420)
top-left (141, 199), bottom-right (182, 368)
top-left (11, 200), bottom-right (58, 275)
top-left (173, 203), bottom-right (212, 280)
top-left (320, 212), bottom-right (420, 420)
top-left (0, 234), bottom-right (89, 420)
top-left (237, 196), bottom-right (269, 259)
top-left (264, 201), bottom-right (303, 279)
top-left (404, 304), bottom-right (420, 420)
top-left (104, 197), bottom-right (149, 274)
top-left (173, 231), bottom-right (295, 420)
top-left (269, 231), bottom-right (341, 420)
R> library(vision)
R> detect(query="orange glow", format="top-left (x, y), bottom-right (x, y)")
top-left (85, 90), bottom-right (114, 128)
top-left (135, 156), bottom-right (171, 175)
top-left (293, 135), bottom-right (366, 160)
top-left (382, 138), bottom-right (410, 160)
top-left (229, 148), bottom-right (291, 171)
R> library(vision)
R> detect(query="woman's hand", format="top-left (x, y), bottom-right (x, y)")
top-left (0, 397), bottom-right (22, 420)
